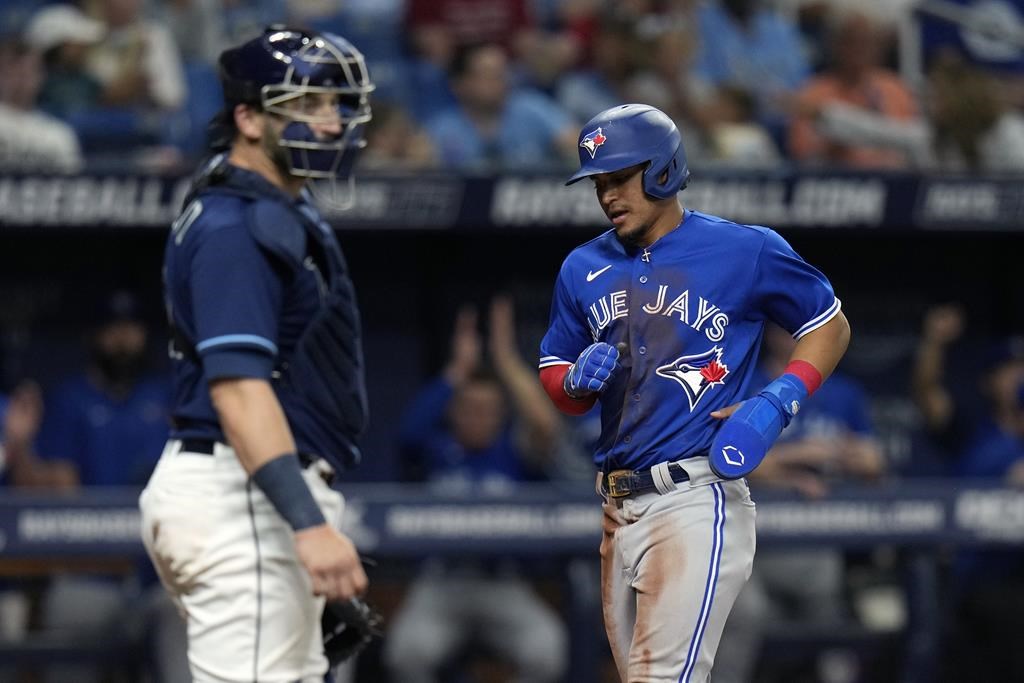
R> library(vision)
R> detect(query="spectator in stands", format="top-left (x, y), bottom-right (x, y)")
top-left (281, 0), bottom-right (335, 27)
top-left (777, 0), bottom-right (917, 27)
top-left (626, 19), bottom-right (729, 166)
top-left (913, 309), bottom-right (1024, 679)
top-left (404, 0), bottom-right (541, 121)
top-left (25, 4), bottom-right (105, 120)
top-left (775, 0), bottom-right (912, 71)
top-left (0, 37), bottom-right (83, 171)
top-left (405, 0), bottom-right (533, 68)
top-left (942, 338), bottom-right (1024, 682)
top-left (928, 53), bottom-right (1024, 172)
top-left (912, 304), bottom-right (970, 466)
top-left (556, 16), bottom-right (637, 124)
top-left (717, 323), bottom-right (885, 683)
top-left (535, 0), bottom-right (605, 68)
top-left (0, 381), bottom-right (76, 489)
top-left (517, 24), bottom-right (581, 94)
top-left (704, 84), bottom-right (782, 167)
top-left (0, 381), bottom-right (77, 676)
top-left (625, 8), bottom-right (709, 112)
top-left (84, 0), bottom-right (186, 112)
top-left (425, 42), bottom-right (578, 171)
top-left (384, 297), bottom-right (568, 683)
top-left (955, 341), bottom-right (1024, 479)
top-left (221, 0), bottom-right (288, 46)
top-left (32, 291), bottom-right (186, 683)
top-left (788, 6), bottom-right (921, 169)
top-left (908, 305), bottom-right (1024, 471)
top-left (359, 102), bottom-right (438, 170)
top-left (158, 0), bottom-right (226, 64)
top-left (38, 291), bottom-right (169, 486)
top-left (790, 51), bottom-right (1024, 172)
top-left (694, 0), bottom-right (810, 128)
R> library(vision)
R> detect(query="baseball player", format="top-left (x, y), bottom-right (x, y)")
top-left (139, 27), bottom-right (374, 682)
top-left (538, 103), bottom-right (851, 682)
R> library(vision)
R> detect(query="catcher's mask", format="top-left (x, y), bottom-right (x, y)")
top-left (217, 26), bottom-right (375, 209)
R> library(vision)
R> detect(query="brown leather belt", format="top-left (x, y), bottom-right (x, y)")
top-left (602, 462), bottom-right (690, 498)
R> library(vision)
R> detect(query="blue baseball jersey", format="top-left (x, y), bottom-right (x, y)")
top-left (540, 210), bottom-right (840, 471)
top-left (956, 423), bottom-right (1023, 478)
top-left (398, 377), bottom-right (540, 488)
top-left (38, 375), bottom-right (170, 485)
top-left (164, 162), bottom-right (365, 469)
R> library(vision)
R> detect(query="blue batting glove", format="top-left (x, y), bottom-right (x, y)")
top-left (709, 374), bottom-right (807, 479)
top-left (564, 342), bottom-right (620, 398)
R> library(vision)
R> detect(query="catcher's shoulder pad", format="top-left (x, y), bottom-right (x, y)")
top-left (247, 199), bottom-right (307, 272)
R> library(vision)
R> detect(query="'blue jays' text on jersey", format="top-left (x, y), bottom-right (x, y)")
top-left (539, 210), bottom-right (841, 471)
top-left (164, 159), bottom-right (367, 470)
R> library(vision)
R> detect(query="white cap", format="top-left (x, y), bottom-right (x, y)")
top-left (25, 5), bottom-right (106, 53)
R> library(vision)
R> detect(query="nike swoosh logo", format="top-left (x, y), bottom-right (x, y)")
top-left (586, 265), bottom-right (612, 282)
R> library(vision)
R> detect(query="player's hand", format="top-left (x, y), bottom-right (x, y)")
top-left (3, 381), bottom-right (43, 449)
top-left (294, 524), bottom-right (368, 602)
top-left (710, 401), bottom-right (743, 420)
top-left (922, 304), bottom-right (964, 345)
top-left (838, 436), bottom-right (885, 479)
top-left (488, 295), bottom-right (519, 371)
top-left (564, 342), bottom-right (620, 398)
top-left (790, 471), bottom-right (829, 499)
top-left (444, 306), bottom-right (481, 385)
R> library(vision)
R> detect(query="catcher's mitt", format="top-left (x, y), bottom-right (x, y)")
top-left (322, 597), bottom-right (383, 666)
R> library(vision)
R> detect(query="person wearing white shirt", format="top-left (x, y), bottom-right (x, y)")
top-left (85, 0), bottom-right (186, 111)
top-left (0, 39), bottom-right (82, 172)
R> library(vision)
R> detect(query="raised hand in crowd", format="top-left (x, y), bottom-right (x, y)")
top-left (443, 305), bottom-right (482, 386)
top-left (3, 381), bottom-right (77, 490)
top-left (489, 295), bottom-right (561, 464)
top-left (913, 303), bottom-right (965, 431)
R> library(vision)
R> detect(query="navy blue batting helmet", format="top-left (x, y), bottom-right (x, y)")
top-left (566, 104), bottom-right (689, 199)
top-left (217, 26), bottom-right (375, 204)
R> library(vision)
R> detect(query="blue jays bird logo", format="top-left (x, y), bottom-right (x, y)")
top-left (580, 128), bottom-right (607, 158)
top-left (656, 346), bottom-right (729, 411)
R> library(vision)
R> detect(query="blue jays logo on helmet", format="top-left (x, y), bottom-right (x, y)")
top-left (580, 128), bottom-right (607, 159)
top-left (566, 104), bottom-right (690, 200)
top-left (656, 346), bottom-right (729, 411)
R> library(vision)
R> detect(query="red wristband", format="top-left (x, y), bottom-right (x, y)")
top-left (539, 365), bottom-right (597, 415)
top-left (784, 360), bottom-right (823, 396)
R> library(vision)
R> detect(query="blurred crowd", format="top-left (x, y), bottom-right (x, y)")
top-left (0, 286), bottom-right (1022, 681)
top-left (3, 0), bottom-right (1024, 174)
top-left (2, 1), bottom-right (1024, 681)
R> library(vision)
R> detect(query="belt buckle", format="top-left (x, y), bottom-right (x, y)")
top-left (606, 470), bottom-right (634, 498)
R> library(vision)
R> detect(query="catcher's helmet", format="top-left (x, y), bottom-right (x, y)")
top-left (217, 26), bottom-right (374, 204)
top-left (566, 104), bottom-right (689, 199)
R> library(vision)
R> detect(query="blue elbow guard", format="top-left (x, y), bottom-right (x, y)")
top-left (709, 373), bottom-right (808, 480)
